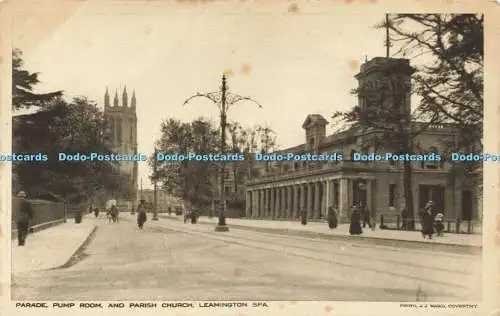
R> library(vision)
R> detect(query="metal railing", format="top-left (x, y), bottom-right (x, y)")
top-left (11, 197), bottom-right (67, 226)
top-left (378, 214), bottom-right (481, 234)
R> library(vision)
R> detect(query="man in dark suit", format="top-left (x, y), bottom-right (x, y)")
top-left (16, 191), bottom-right (33, 246)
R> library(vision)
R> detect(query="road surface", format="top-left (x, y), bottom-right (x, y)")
top-left (12, 214), bottom-right (481, 301)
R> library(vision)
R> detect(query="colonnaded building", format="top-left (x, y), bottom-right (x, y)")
top-left (103, 87), bottom-right (139, 211)
top-left (244, 56), bottom-right (482, 225)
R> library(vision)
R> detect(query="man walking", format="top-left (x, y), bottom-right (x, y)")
top-left (16, 191), bottom-right (33, 246)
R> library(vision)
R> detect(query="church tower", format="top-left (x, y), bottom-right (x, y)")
top-left (103, 86), bottom-right (138, 209)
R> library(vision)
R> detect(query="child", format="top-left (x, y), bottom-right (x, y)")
top-left (434, 212), bottom-right (444, 236)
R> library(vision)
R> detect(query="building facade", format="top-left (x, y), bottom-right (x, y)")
top-left (244, 57), bottom-right (481, 224)
top-left (104, 87), bottom-right (139, 210)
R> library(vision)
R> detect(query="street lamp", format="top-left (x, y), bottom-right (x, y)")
top-left (183, 74), bottom-right (262, 232)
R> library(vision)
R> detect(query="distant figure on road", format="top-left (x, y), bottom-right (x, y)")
top-left (94, 207), bottom-right (100, 218)
top-left (327, 205), bottom-right (338, 229)
top-left (110, 204), bottom-right (119, 223)
top-left (401, 208), bottom-right (408, 231)
top-left (300, 209), bottom-right (308, 225)
top-left (421, 205), bottom-right (434, 239)
top-left (137, 199), bottom-right (147, 229)
top-left (16, 191), bottom-right (33, 246)
top-left (349, 204), bottom-right (362, 235)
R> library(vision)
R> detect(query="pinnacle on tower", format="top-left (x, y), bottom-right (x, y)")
top-left (104, 87), bottom-right (110, 107)
top-left (122, 86), bottom-right (128, 107)
top-left (113, 90), bottom-right (119, 107)
top-left (131, 90), bottom-right (136, 109)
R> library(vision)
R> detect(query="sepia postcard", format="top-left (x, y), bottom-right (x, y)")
top-left (1, 0), bottom-right (499, 315)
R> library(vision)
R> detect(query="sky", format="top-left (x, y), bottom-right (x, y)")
top-left (12, 0), bottom-right (413, 189)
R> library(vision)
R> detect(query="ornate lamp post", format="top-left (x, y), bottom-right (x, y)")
top-left (183, 74), bottom-right (262, 232)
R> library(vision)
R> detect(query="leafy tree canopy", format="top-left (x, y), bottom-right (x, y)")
top-left (12, 48), bottom-right (64, 110)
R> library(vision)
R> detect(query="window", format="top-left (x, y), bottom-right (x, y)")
top-left (350, 149), bottom-right (356, 161)
top-left (424, 147), bottom-right (440, 169)
top-left (225, 186), bottom-right (231, 194)
top-left (389, 184), bottom-right (396, 207)
top-left (294, 162), bottom-right (299, 170)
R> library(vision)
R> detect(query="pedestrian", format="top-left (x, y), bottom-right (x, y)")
top-left (421, 206), bottom-right (434, 239)
top-left (327, 205), bottom-right (338, 229)
top-left (425, 200), bottom-right (436, 217)
top-left (136, 199), bottom-right (147, 229)
top-left (434, 212), bottom-right (444, 236)
top-left (349, 205), bottom-right (362, 235)
top-left (300, 209), bottom-right (308, 225)
top-left (401, 208), bottom-right (408, 230)
top-left (16, 191), bottom-right (33, 246)
top-left (360, 202), bottom-right (372, 229)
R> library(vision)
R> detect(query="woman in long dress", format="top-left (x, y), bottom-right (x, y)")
top-left (137, 199), bottom-right (147, 229)
top-left (421, 208), bottom-right (434, 239)
top-left (349, 206), bottom-right (362, 235)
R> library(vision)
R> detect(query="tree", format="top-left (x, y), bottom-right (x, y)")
top-left (150, 117), bottom-right (220, 208)
top-left (13, 97), bottom-right (131, 200)
top-left (12, 48), bottom-right (63, 110)
top-left (384, 14), bottom-right (483, 149)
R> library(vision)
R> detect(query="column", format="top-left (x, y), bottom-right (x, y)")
top-left (366, 179), bottom-right (373, 218)
top-left (245, 191), bottom-right (251, 218)
top-left (258, 189), bottom-right (266, 218)
top-left (276, 187), bottom-right (282, 218)
top-left (323, 180), bottom-right (330, 218)
top-left (274, 188), bottom-right (280, 219)
top-left (270, 188), bottom-right (275, 219)
top-left (263, 189), bottom-right (268, 218)
top-left (339, 178), bottom-right (349, 220)
top-left (293, 185), bottom-right (300, 218)
top-left (307, 183), bottom-right (313, 218)
top-left (287, 186), bottom-right (293, 218)
top-left (281, 187), bottom-right (286, 218)
top-left (254, 191), bottom-right (258, 218)
top-left (314, 182), bottom-right (321, 219)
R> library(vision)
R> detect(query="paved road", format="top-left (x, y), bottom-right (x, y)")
top-left (12, 214), bottom-right (481, 301)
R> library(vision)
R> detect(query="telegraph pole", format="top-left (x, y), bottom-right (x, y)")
top-left (385, 14), bottom-right (391, 58)
top-left (219, 75), bottom-right (228, 229)
top-left (153, 148), bottom-right (159, 220)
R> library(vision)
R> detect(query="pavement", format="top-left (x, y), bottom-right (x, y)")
top-left (11, 213), bottom-right (482, 302)
top-left (11, 214), bottom-right (97, 275)
top-left (160, 215), bottom-right (482, 248)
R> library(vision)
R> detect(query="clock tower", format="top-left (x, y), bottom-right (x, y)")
top-left (354, 57), bottom-right (415, 116)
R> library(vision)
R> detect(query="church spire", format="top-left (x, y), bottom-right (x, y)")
top-left (113, 90), bottom-right (119, 107)
top-left (122, 86), bottom-right (128, 107)
top-left (131, 90), bottom-right (136, 109)
top-left (104, 87), bottom-right (110, 107)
